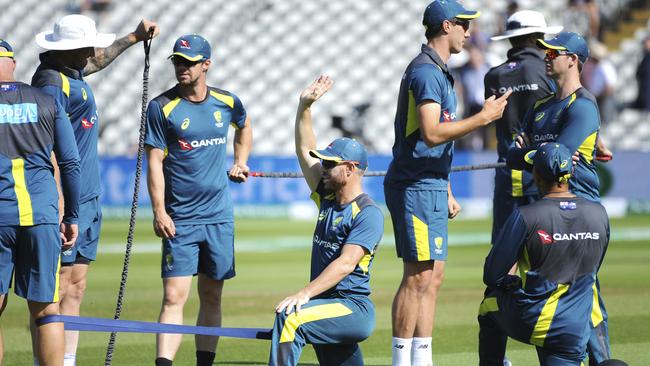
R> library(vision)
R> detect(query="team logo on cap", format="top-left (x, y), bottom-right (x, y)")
top-left (178, 138), bottom-right (193, 150)
top-left (537, 230), bottom-right (553, 244)
top-left (181, 118), bottom-right (190, 130)
top-left (179, 39), bottom-right (190, 49)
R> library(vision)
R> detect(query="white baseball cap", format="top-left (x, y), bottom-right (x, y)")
top-left (491, 10), bottom-right (563, 41)
top-left (35, 14), bottom-right (115, 50)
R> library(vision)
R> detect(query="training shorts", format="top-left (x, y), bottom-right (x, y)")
top-left (0, 224), bottom-right (61, 302)
top-left (161, 222), bottom-right (235, 280)
top-left (61, 196), bottom-right (102, 265)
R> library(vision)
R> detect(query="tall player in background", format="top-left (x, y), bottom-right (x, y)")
top-left (31, 14), bottom-right (159, 366)
top-left (485, 10), bottom-right (561, 245)
top-left (384, 1), bottom-right (511, 365)
top-left (145, 34), bottom-right (252, 366)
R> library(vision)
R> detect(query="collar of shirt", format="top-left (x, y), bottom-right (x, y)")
top-left (507, 46), bottom-right (545, 62)
top-left (421, 44), bottom-right (450, 73)
top-left (39, 52), bottom-right (84, 80)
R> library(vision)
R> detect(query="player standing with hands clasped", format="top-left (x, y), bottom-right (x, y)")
top-left (145, 34), bottom-right (252, 366)
top-left (268, 75), bottom-right (384, 366)
top-left (383, 1), bottom-right (511, 365)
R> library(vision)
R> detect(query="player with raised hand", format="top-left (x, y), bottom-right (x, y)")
top-left (268, 75), bottom-right (384, 366)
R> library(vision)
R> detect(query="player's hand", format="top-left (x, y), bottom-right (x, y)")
top-left (275, 290), bottom-right (310, 315)
top-left (153, 211), bottom-right (176, 238)
top-left (133, 19), bottom-right (160, 41)
top-left (448, 194), bottom-right (462, 219)
top-left (572, 150), bottom-right (580, 166)
top-left (60, 223), bottom-right (78, 251)
top-left (228, 163), bottom-right (250, 183)
top-left (299, 75), bottom-right (334, 108)
top-left (596, 141), bottom-right (613, 162)
top-left (479, 90), bottom-right (512, 125)
top-left (514, 132), bottom-right (530, 149)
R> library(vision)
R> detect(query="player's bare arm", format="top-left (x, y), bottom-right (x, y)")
top-left (295, 75), bottom-right (334, 191)
top-left (418, 90), bottom-right (512, 147)
top-left (146, 146), bottom-right (175, 238)
top-left (229, 116), bottom-right (252, 183)
top-left (84, 19), bottom-right (160, 75)
top-left (275, 244), bottom-right (367, 314)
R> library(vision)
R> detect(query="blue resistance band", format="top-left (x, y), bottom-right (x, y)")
top-left (36, 315), bottom-right (272, 340)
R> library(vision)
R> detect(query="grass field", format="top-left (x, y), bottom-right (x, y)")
top-left (2, 215), bottom-right (650, 365)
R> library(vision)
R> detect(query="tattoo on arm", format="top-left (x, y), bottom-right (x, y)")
top-left (84, 34), bottom-right (135, 75)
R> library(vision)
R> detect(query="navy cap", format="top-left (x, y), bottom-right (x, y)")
top-left (423, 0), bottom-right (480, 28)
top-left (0, 39), bottom-right (14, 59)
top-left (309, 138), bottom-right (368, 170)
top-left (526, 143), bottom-right (572, 182)
top-left (537, 31), bottom-right (589, 63)
top-left (169, 34), bottom-right (210, 62)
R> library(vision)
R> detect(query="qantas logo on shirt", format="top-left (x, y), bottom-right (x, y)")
top-left (313, 234), bottom-right (340, 250)
top-left (178, 137), bottom-right (227, 150)
top-left (497, 84), bottom-right (539, 95)
top-left (537, 230), bottom-right (553, 244)
top-left (533, 133), bottom-right (558, 143)
top-left (441, 110), bottom-right (455, 122)
top-left (537, 229), bottom-right (601, 244)
top-left (178, 139), bottom-right (193, 150)
top-left (81, 115), bottom-right (97, 129)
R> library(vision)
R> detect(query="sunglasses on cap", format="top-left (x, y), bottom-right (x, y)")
top-left (545, 49), bottom-right (575, 60)
top-left (449, 18), bottom-right (470, 31)
top-left (321, 160), bottom-right (359, 170)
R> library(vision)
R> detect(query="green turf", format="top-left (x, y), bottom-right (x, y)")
top-left (2, 217), bottom-right (649, 365)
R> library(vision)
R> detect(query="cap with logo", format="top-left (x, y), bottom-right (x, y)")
top-left (537, 31), bottom-right (589, 63)
top-left (169, 34), bottom-right (211, 62)
top-left (35, 14), bottom-right (115, 50)
top-left (0, 40), bottom-right (14, 59)
top-left (309, 137), bottom-right (368, 170)
top-left (491, 10), bottom-right (563, 41)
top-left (526, 143), bottom-right (572, 182)
top-left (422, 0), bottom-right (480, 29)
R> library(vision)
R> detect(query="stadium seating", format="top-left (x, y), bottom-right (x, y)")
top-left (0, 0), bottom-right (646, 155)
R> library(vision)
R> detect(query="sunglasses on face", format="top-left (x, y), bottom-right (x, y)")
top-left (545, 49), bottom-right (575, 60)
top-left (450, 18), bottom-right (470, 32)
top-left (321, 160), bottom-right (358, 170)
top-left (171, 57), bottom-right (203, 68)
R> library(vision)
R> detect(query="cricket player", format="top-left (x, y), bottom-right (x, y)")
top-left (485, 10), bottom-right (562, 244)
top-left (0, 39), bottom-right (80, 366)
top-left (31, 14), bottom-right (159, 365)
top-left (508, 32), bottom-right (612, 364)
top-left (383, 1), bottom-right (511, 364)
top-left (479, 143), bottom-right (609, 366)
top-left (145, 34), bottom-right (252, 366)
top-left (268, 75), bottom-right (384, 366)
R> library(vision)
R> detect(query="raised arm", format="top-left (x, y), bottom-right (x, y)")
top-left (84, 19), bottom-right (159, 76)
top-left (295, 75), bottom-right (334, 191)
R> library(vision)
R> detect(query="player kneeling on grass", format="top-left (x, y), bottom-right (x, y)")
top-left (478, 143), bottom-right (609, 366)
top-left (268, 75), bottom-right (384, 366)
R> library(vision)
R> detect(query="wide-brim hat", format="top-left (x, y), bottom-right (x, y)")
top-left (35, 14), bottom-right (115, 50)
top-left (491, 10), bottom-right (563, 41)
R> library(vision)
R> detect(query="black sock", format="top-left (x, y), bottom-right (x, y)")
top-left (196, 350), bottom-right (216, 366)
top-left (155, 357), bottom-right (173, 366)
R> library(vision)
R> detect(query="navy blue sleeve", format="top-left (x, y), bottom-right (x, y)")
top-left (231, 94), bottom-right (247, 129)
top-left (345, 206), bottom-right (384, 253)
top-left (52, 100), bottom-right (80, 224)
top-left (409, 64), bottom-right (445, 105)
top-left (484, 209), bottom-right (528, 287)
top-left (556, 98), bottom-right (600, 154)
top-left (144, 100), bottom-right (167, 150)
top-left (40, 85), bottom-right (69, 112)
